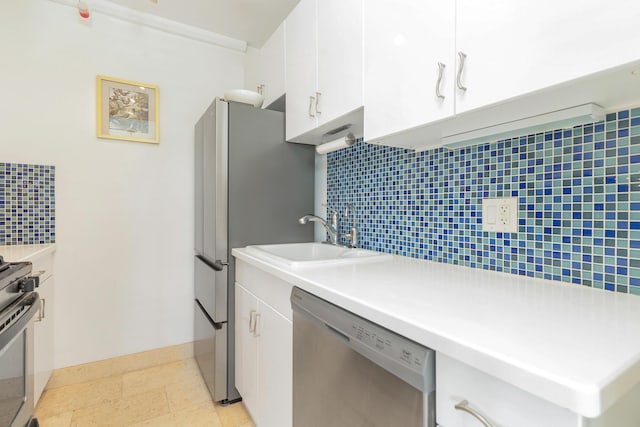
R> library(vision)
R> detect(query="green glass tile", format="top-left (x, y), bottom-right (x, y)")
top-left (632, 107), bottom-right (640, 118)
top-left (630, 268), bottom-right (640, 278)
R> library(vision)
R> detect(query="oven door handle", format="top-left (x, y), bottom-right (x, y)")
top-left (0, 292), bottom-right (40, 350)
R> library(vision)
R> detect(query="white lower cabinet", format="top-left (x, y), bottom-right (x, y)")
top-left (31, 251), bottom-right (55, 405)
top-left (436, 353), bottom-right (640, 427)
top-left (437, 353), bottom-right (579, 427)
top-left (34, 275), bottom-right (54, 404)
top-left (235, 277), bottom-right (292, 427)
top-left (234, 257), bottom-right (640, 427)
top-left (235, 283), bottom-right (259, 415)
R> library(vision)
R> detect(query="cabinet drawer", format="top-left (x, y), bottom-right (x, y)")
top-left (235, 259), bottom-right (294, 321)
top-left (436, 353), bottom-right (578, 427)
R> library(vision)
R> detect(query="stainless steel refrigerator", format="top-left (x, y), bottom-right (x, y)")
top-left (194, 98), bottom-right (314, 403)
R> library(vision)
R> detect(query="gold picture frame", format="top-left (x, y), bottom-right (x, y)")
top-left (96, 76), bottom-right (159, 143)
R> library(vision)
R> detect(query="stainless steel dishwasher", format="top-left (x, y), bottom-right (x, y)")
top-left (291, 287), bottom-right (435, 427)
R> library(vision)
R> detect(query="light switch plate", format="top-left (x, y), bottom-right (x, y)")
top-left (482, 197), bottom-right (518, 233)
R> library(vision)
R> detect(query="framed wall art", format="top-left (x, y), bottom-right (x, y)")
top-left (96, 76), bottom-right (159, 143)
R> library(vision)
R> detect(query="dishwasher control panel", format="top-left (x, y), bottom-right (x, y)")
top-left (291, 286), bottom-right (436, 393)
top-left (349, 319), bottom-right (428, 372)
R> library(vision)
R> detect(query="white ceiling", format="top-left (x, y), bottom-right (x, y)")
top-left (104, 0), bottom-right (300, 48)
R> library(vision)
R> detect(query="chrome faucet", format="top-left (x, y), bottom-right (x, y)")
top-left (299, 209), bottom-right (340, 245)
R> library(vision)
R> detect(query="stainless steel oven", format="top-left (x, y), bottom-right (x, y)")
top-left (0, 257), bottom-right (41, 427)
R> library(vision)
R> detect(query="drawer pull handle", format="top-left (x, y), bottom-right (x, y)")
top-left (315, 92), bottom-right (322, 114)
top-left (253, 313), bottom-right (260, 337)
top-left (454, 400), bottom-right (493, 427)
top-left (309, 96), bottom-right (316, 117)
top-left (249, 310), bottom-right (257, 333)
top-left (436, 62), bottom-right (446, 99)
top-left (36, 298), bottom-right (46, 322)
top-left (456, 51), bottom-right (468, 91)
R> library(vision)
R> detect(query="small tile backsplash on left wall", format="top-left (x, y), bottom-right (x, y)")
top-left (0, 163), bottom-right (55, 245)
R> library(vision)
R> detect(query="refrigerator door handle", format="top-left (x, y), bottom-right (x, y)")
top-left (212, 260), bottom-right (228, 271)
top-left (196, 299), bottom-right (226, 330)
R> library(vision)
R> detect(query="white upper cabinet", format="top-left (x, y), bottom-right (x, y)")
top-left (362, 0), bottom-right (640, 149)
top-left (364, 0), bottom-right (455, 144)
top-left (316, 0), bottom-right (363, 127)
top-left (244, 22), bottom-right (286, 108)
top-left (285, 0), bottom-right (318, 140)
top-left (286, 0), bottom-right (364, 143)
top-left (455, 0), bottom-right (640, 114)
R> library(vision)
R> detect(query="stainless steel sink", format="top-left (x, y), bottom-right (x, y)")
top-left (244, 242), bottom-right (391, 268)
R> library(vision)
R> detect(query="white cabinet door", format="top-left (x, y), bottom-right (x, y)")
top-left (245, 23), bottom-right (286, 108)
top-left (234, 283), bottom-right (259, 420)
top-left (244, 46), bottom-right (262, 97)
top-left (285, 0), bottom-right (318, 140)
top-left (257, 301), bottom-right (292, 427)
top-left (455, 0), bottom-right (640, 114)
top-left (316, 0), bottom-right (363, 127)
top-left (364, 0), bottom-right (455, 143)
top-left (236, 281), bottom-right (293, 427)
top-left (34, 276), bottom-right (54, 404)
top-left (260, 22), bottom-right (286, 108)
top-left (436, 353), bottom-right (580, 427)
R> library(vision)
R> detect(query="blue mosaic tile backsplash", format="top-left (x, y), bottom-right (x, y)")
top-left (0, 163), bottom-right (56, 245)
top-left (327, 107), bottom-right (640, 295)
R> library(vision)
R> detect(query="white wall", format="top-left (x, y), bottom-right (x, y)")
top-left (0, 0), bottom-right (244, 368)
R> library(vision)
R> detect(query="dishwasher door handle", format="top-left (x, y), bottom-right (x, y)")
top-left (325, 323), bottom-right (350, 342)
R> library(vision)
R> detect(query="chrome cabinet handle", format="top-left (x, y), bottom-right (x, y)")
top-left (436, 62), bottom-right (446, 99)
top-left (253, 313), bottom-right (260, 337)
top-left (315, 92), bottom-right (322, 114)
top-left (456, 51), bottom-right (468, 91)
top-left (308, 96), bottom-right (316, 117)
top-left (257, 84), bottom-right (265, 96)
top-left (249, 310), bottom-right (257, 333)
top-left (36, 298), bottom-right (46, 322)
top-left (454, 400), bottom-right (493, 427)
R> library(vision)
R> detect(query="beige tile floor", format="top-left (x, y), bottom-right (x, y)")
top-left (35, 358), bottom-right (256, 427)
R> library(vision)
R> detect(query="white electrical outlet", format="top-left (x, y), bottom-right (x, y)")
top-left (482, 197), bottom-right (518, 233)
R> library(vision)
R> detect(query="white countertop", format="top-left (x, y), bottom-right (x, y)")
top-left (232, 247), bottom-right (640, 418)
top-left (0, 244), bottom-right (56, 262)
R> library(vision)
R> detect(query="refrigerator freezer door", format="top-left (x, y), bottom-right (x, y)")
top-left (203, 99), bottom-right (229, 266)
top-left (194, 300), bottom-right (228, 402)
top-left (195, 256), bottom-right (227, 322)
